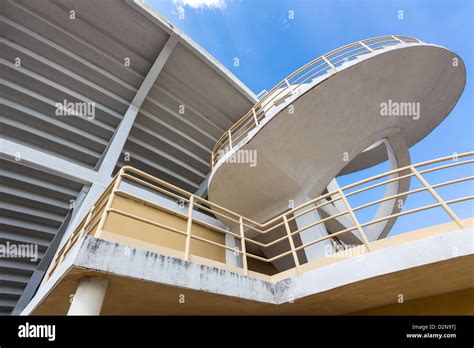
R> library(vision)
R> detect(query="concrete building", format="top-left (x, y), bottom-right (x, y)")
top-left (0, 0), bottom-right (472, 315)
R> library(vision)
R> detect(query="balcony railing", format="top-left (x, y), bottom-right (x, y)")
top-left (211, 35), bottom-right (422, 168)
top-left (48, 152), bottom-right (473, 280)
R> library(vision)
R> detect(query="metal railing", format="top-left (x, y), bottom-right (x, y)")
top-left (49, 152), bottom-right (473, 279)
top-left (211, 35), bottom-right (422, 168)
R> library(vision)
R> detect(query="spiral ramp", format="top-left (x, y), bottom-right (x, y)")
top-left (208, 37), bottom-right (466, 271)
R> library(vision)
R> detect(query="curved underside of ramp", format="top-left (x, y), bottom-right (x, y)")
top-left (208, 43), bottom-right (466, 230)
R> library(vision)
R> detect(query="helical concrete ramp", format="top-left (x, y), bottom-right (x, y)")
top-left (208, 39), bottom-right (466, 267)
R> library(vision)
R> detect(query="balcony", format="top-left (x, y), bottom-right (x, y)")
top-left (17, 151), bottom-right (469, 315)
top-left (206, 35), bottom-right (466, 237)
top-left (47, 152), bottom-right (473, 282)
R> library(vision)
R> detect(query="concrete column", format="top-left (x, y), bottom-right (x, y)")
top-left (67, 277), bottom-right (109, 315)
top-left (294, 194), bottom-right (335, 261)
top-left (364, 136), bottom-right (411, 241)
top-left (326, 178), bottom-right (347, 213)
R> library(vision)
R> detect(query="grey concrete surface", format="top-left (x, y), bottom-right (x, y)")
top-left (209, 44), bottom-right (466, 239)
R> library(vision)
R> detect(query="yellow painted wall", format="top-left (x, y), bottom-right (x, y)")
top-left (352, 288), bottom-right (474, 315)
top-left (247, 257), bottom-right (278, 275)
top-left (101, 195), bottom-right (225, 263)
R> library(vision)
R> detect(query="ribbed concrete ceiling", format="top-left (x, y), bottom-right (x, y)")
top-left (0, 158), bottom-right (83, 315)
top-left (1, 0), bottom-right (169, 168)
top-left (117, 41), bottom-right (256, 191)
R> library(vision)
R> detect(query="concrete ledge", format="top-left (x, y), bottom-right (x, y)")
top-left (24, 224), bottom-right (473, 314)
top-left (74, 236), bottom-right (277, 304)
top-left (274, 227), bottom-right (474, 304)
top-left (72, 227), bottom-right (473, 305)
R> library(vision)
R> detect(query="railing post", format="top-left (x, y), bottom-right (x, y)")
top-left (392, 35), bottom-right (404, 43)
top-left (283, 216), bottom-right (301, 273)
top-left (322, 55), bottom-right (335, 69)
top-left (359, 41), bottom-right (374, 52)
top-left (284, 78), bottom-right (295, 95)
top-left (338, 189), bottom-right (372, 252)
top-left (252, 107), bottom-right (259, 126)
top-left (211, 151), bottom-right (215, 169)
top-left (228, 130), bottom-right (233, 149)
top-left (411, 167), bottom-right (464, 229)
top-left (239, 217), bottom-right (248, 276)
top-left (95, 168), bottom-right (124, 238)
top-left (184, 195), bottom-right (194, 261)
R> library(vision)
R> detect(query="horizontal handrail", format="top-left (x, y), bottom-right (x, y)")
top-left (49, 152), bottom-right (473, 279)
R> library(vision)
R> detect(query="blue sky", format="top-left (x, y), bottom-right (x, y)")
top-left (149, 0), bottom-right (473, 235)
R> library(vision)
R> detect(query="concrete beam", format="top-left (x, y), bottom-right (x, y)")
top-left (128, 0), bottom-right (258, 104)
top-left (0, 138), bottom-right (108, 186)
top-left (98, 34), bottom-right (178, 177)
top-left (194, 174), bottom-right (210, 197)
top-left (22, 35), bottom-right (180, 311)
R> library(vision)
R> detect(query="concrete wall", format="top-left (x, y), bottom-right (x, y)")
top-left (102, 195), bottom-right (226, 263)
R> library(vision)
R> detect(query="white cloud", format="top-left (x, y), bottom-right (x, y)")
top-left (173, 0), bottom-right (227, 10)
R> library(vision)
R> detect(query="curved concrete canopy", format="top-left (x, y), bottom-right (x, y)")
top-left (208, 43), bottom-right (466, 230)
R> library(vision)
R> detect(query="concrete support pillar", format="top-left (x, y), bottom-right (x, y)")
top-left (225, 234), bottom-right (243, 268)
top-left (67, 277), bottom-right (109, 315)
top-left (326, 178), bottom-right (347, 213)
top-left (364, 135), bottom-right (411, 241)
top-left (294, 194), bottom-right (335, 261)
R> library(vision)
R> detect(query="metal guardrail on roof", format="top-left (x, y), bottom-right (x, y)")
top-left (48, 152), bottom-right (473, 279)
top-left (210, 35), bottom-right (422, 168)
